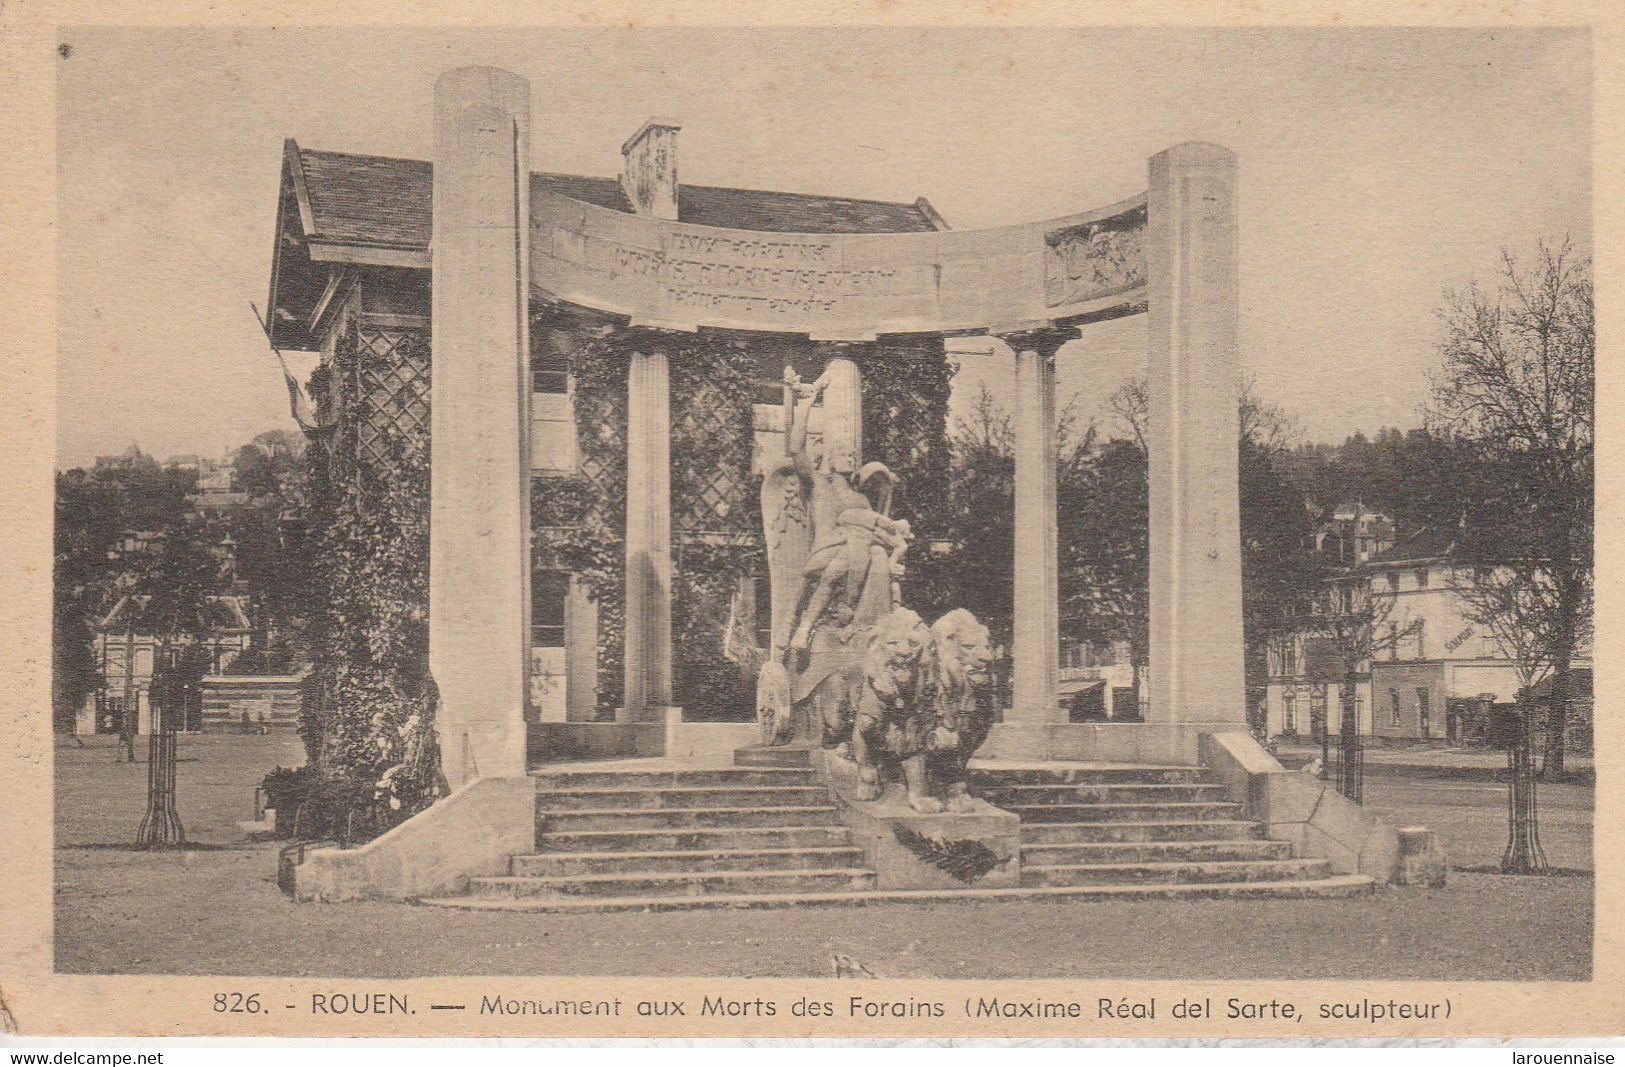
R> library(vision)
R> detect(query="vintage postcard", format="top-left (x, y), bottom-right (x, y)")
top-left (0, 0), bottom-right (1620, 1044)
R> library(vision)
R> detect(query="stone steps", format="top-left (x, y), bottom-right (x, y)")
top-left (534, 804), bottom-right (843, 832)
top-left (468, 866), bottom-right (879, 900)
top-left (413, 760), bottom-right (1373, 913)
top-left (1020, 838), bottom-right (1293, 865)
top-left (967, 762), bottom-right (1206, 785)
top-left (511, 845), bottom-right (866, 877)
top-left (1002, 801), bottom-right (1246, 824)
top-left (533, 767), bottom-right (817, 789)
top-left (1022, 858), bottom-right (1332, 888)
top-left (533, 825), bottom-right (856, 853)
top-left (972, 763), bottom-right (1360, 896)
top-left (535, 785), bottom-right (833, 811)
top-left (418, 874), bottom-right (1378, 914)
top-left (979, 782), bottom-right (1230, 804)
top-left (1017, 820), bottom-right (1267, 843)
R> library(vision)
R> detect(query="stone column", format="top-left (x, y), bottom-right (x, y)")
top-left (818, 346), bottom-right (864, 475)
top-left (429, 66), bottom-right (532, 789)
top-left (564, 576), bottom-right (599, 723)
top-left (1001, 327), bottom-right (1075, 724)
top-left (622, 343), bottom-right (673, 721)
top-left (1146, 143), bottom-right (1246, 733)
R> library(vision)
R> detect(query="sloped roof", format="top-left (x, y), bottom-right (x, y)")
top-left (294, 144), bottom-right (942, 250)
top-left (269, 140), bottom-right (945, 349)
top-left (1367, 527), bottom-right (1459, 566)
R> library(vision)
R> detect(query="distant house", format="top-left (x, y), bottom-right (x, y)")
top-left (1262, 523), bottom-right (1593, 744)
top-left (80, 593), bottom-right (253, 735)
top-left (93, 443), bottom-right (156, 472)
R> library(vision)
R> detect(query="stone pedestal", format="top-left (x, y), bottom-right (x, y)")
top-left (1003, 329), bottom-right (1074, 724)
top-left (1146, 142), bottom-right (1246, 737)
top-left (429, 66), bottom-right (533, 789)
top-left (815, 750), bottom-right (1021, 890)
top-left (622, 345), bottom-right (674, 721)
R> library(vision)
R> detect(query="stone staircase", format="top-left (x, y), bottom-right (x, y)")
top-left (420, 764), bottom-right (881, 913)
top-left (418, 759), bottom-right (1373, 913)
top-left (970, 762), bottom-right (1360, 891)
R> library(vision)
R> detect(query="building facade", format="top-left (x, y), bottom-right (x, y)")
top-left (1263, 526), bottom-right (1593, 743)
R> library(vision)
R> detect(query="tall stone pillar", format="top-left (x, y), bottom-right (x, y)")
top-left (1146, 143), bottom-right (1246, 734)
top-left (564, 577), bottom-right (599, 723)
top-left (818, 346), bottom-right (864, 475)
top-left (1001, 328), bottom-right (1074, 724)
top-left (622, 343), bottom-right (673, 721)
top-left (429, 66), bottom-right (532, 789)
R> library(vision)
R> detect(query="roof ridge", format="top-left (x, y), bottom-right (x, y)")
top-left (682, 180), bottom-right (927, 211)
top-left (297, 145), bottom-right (927, 212)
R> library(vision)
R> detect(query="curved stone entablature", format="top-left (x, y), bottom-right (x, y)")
top-left (531, 188), bottom-right (1147, 339)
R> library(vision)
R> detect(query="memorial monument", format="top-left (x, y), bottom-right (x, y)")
top-left (268, 66), bottom-right (1432, 907)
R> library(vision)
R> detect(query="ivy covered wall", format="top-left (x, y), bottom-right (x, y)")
top-left (300, 303), bottom-right (439, 823)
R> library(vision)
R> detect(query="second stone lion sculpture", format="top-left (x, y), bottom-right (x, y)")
top-left (841, 605), bottom-right (996, 813)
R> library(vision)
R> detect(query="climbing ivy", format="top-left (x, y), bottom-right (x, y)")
top-left (296, 322), bottom-right (439, 831)
top-left (670, 337), bottom-right (763, 721)
top-left (531, 323), bottom-right (629, 718)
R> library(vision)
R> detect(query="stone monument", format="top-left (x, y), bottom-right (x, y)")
top-left (753, 369), bottom-right (997, 815)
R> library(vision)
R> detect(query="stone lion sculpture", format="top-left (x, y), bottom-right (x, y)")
top-left (848, 607), bottom-right (933, 806)
top-left (847, 606), bottom-right (995, 814)
top-left (921, 608), bottom-right (996, 813)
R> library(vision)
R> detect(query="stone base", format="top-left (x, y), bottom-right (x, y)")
top-left (294, 775), bottom-right (536, 902)
top-left (981, 720), bottom-right (1249, 765)
top-left (528, 722), bottom-right (665, 763)
top-left (1199, 730), bottom-right (1443, 886)
top-left (734, 741), bottom-right (817, 768)
top-left (529, 711), bottom-right (761, 765)
top-left (814, 749), bottom-right (1020, 890)
top-left (1396, 826), bottom-right (1449, 887)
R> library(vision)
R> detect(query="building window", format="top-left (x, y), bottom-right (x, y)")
top-left (531, 350), bottom-right (568, 394)
top-left (1283, 692), bottom-right (1297, 734)
top-left (1387, 622), bottom-right (1399, 661)
top-left (1389, 688), bottom-right (1402, 727)
top-left (1280, 642), bottom-right (1296, 677)
top-left (1417, 687), bottom-right (1432, 737)
top-left (531, 570), bottom-right (569, 647)
top-left (1415, 619), bottom-right (1426, 660)
top-left (1386, 571), bottom-right (1399, 593)
top-left (1416, 567), bottom-right (1430, 588)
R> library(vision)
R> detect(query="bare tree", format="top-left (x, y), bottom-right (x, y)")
top-left (1107, 377), bottom-right (1149, 456)
top-left (1289, 566), bottom-right (1419, 797)
top-left (1428, 239), bottom-right (1593, 778)
top-left (1108, 374), bottom-right (1299, 458)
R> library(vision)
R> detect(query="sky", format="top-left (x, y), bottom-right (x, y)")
top-left (54, 26), bottom-right (1590, 468)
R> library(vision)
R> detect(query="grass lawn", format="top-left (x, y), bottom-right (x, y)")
top-left (54, 733), bottom-right (1593, 981)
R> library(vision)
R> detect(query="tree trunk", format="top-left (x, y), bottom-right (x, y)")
top-left (1543, 657), bottom-right (1570, 778)
top-left (121, 623), bottom-right (137, 762)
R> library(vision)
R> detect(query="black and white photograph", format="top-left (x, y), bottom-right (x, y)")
top-left (1, 9), bottom-right (1613, 1042)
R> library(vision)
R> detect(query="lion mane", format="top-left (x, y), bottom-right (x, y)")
top-left (861, 607), bottom-right (930, 705)
top-left (925, 608), bottom-right (994, 742)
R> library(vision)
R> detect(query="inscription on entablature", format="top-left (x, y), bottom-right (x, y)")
top-left (668, 288), bottom-right (838, 316)
top-left (613, 245), bottom-right (899, 304)
top-left (1044, 204), bottom-right (1147, 308)
top-left (668, 232), bottom-right (833, 263)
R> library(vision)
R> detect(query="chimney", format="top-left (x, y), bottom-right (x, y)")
top-left (621, 118), bottom-right (681, 221)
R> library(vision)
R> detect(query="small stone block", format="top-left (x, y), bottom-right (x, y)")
top-left (1395, 826), bottom-right (1448, 887)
